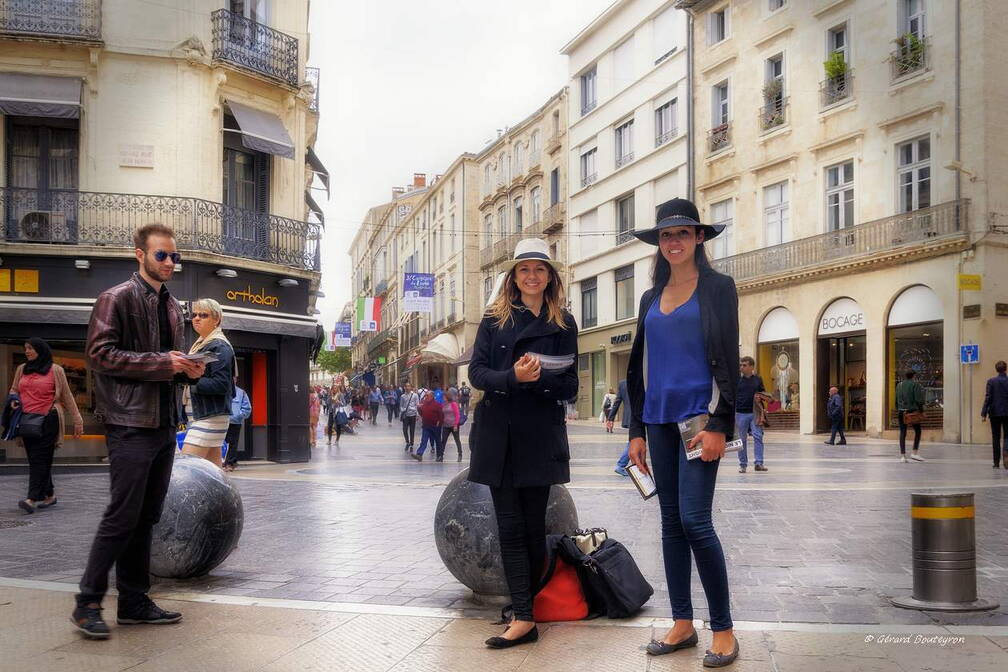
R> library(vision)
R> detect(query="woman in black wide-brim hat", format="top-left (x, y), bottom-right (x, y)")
top-left (626, 198), bottom-right (741, 668)
top-left (468, 237), bottom-right (578, 650)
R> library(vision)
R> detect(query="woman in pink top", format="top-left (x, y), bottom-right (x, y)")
top-left (8, 338), bottom-right (83, 513)
top-left (441, 388), bottom-right (463, 463)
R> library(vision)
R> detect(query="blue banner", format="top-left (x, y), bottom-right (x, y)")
top-left (403, 273), bottom-right (435, 313)
top-left (330, 322), bottom-right (352, 349)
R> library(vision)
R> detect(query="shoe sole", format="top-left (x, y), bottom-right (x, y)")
top-left (117, 616), bottom-right (182, 625)
top-left (70, 618), bottom-right (110, 639)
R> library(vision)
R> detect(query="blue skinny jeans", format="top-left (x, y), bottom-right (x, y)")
top-left (647, 421), bottom-right (733, 631)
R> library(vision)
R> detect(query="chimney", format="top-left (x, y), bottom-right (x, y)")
top-left (392, 186), bottom-right (405, 199)
top-left (413, 173), bottom-right (427, 188)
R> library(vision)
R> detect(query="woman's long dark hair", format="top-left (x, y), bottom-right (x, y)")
top-left (23, 337), bottom-right (53, 376)
top-left (650, 233), bottom-right (711, 288)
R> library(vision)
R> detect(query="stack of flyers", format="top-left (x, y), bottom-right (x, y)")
top-left (679, 413), bottom-right (743, 460)
top-left (525, 352), bottom-right (576, 370)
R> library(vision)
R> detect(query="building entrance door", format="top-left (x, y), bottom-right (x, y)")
top-left (816, 334), bottom-right (867, 432)
top-left (591, 351), bottom-right (606, 417)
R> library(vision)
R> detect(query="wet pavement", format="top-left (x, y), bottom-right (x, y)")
top-left (2, 416), bottom-right (1008, 630)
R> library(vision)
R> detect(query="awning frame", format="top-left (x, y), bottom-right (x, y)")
top-left (225, 99), bottom-right (294, 159)
top-left (0, 72), bottom-right (82, 119)
top-left (306, 146), bottom-right (330, 197)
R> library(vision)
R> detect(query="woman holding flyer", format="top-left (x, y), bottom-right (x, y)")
top-left (626, 198), bottom-right (740, 668)
top-left (181, 298), bottom-right (234, 468)
top-left (468, 238), bottom-right (577, 650)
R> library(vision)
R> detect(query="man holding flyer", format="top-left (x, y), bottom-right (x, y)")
top-left (72, 224), bottom-right (205, 639)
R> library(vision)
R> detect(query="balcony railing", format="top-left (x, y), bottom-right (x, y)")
top-left (580, 172), bottom-right (597, 189)
top-left (890, 36), bottom-right (929, 81)
top-left (543, 202), bottom-right (565, 233)
top-left (758, 97), bottom-right (788, 133)
top-left (0, 187), bottom-right (321, 272)
top-left (212, 8), bottom-right (299, 88)
top-left (708, 123), bottom-right (731, 154)
top-left (820, 71), bottom-right (853, 109)
top-left (545, 133), bottom-right (562, 155)
top-left (655, 128), bottom-right (677, 148)
top-left (305, 66), bottom-right (320, 113)
top-left (616, 229), bottom-right (634, 245)
top-left (581, 100), bottom-right (597, 116)
top-left (615, 152), bottom-right (634, 169)
top-left (712, 200), bottom-right (967, 284)
top-left (0, 0), bottom-right (101, 41)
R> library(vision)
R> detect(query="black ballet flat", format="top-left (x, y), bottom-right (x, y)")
top-left (646, 630), bottom-right (698, 655)
top-left (485, 625), bottom-right (538, 649)
top-left (703, 636), bottom-right (739, 668)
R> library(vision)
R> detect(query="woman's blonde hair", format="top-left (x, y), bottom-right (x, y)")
top-left (191, 298), bottom-right (223, 327)
top-left (485, 261), bottom-right (569, 330)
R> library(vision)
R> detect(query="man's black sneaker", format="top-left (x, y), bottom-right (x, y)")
top-left (71, 605), bottom-right (110, 639)
top-left (117, 595), bottom-right (182, 625)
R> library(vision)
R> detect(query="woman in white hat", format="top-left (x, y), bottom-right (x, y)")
top-left (626, 198), bottom-right (740, 667)
top-left (468, 238), bottom-right (578, 649)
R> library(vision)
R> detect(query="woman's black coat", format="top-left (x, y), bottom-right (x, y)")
top-left (626, 265), bottom-right (740, 442)
top-left (467, 307), bottom-right (579, 488)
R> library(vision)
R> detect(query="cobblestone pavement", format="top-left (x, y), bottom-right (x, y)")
top-left (2, 417), bottom-right (1007, 631)
top-left (2, 583), bottom-right (1007, 672)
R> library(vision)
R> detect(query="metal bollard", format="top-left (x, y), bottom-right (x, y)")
top-left (891, 492), bottom-right (999, 612)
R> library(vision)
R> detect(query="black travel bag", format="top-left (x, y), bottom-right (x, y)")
top-left (578, 538), bottom-right (654, 618)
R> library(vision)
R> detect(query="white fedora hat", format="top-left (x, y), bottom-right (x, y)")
top-left (502, 237), bottom-right (563, 273)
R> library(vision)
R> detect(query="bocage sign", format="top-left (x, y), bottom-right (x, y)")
top-left (818, 298), bottom-right (865, 336)
top-left (225, 286), bottom-right (280, 308)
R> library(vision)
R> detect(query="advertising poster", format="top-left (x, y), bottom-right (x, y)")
top-left (403, 273), bottom-right (435, 313)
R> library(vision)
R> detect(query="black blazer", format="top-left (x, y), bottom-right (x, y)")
top-left (626, 265), bottom-right (740, 441)
top-left (607, 379), bottom-right (631, 429)
top-left (467, 306), bottom-right (578, 488)
top-left (982, 374), bottom-right (1008, 418)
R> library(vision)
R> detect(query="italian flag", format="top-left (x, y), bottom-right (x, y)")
top-left (356, 296), bottom-right (382, 332)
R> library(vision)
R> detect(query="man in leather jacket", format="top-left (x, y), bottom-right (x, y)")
top-left (72, 224), bottom-right (205, 640)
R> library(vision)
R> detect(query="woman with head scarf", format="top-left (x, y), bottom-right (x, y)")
top-left (8, 338), bottom-right (83, 513)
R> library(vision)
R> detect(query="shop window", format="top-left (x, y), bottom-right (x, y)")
top-left (7, 342), bottom-right (102, 438)
top-left (888, 322), bottom-right (943, 428)
top-left (757, 341), bottom-right (800, 413)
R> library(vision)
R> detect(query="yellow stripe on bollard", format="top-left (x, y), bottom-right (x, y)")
top-left (911, 506), bottom-right (975, 519)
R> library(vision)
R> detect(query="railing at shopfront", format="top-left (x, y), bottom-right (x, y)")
top-left (0, 0), bottom-right (101, 41)
top-left (211, 8), bottom-right (299, 88)
top-left (712, 199), bottom-right (967, 283)
top-left (0, 186), bottom-right (321, 272)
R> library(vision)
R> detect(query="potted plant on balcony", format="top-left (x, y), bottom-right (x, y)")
top-left (822, 52), bottom-right (849, 103)
top-left (761, 79), bottom-right (785, 129)
top-left (893, 33), bottom-right (924, 73)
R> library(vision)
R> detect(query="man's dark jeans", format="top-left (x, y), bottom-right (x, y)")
top-left (402, 415), bottom-right (416, 446)
top-left (991, 416), bottom-right (1008, 466)
top-left (829, 416), bottom-right (846, 444)
top-left (77, 424), bottom-right (175, 607)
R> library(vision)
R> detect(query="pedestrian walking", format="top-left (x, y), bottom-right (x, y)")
top-left (981, 360), bottom-right (1008, 469)
top-left (607, 379), bottom-right (632, 476)
top-left (8, 338), bottom-right (84, 513)
top-left (896, 371), bottom-right (925, 463)
top-left (441, 387), bottom-right (463, 462)
top-left (400, 383), bottom-right (420, 452)
top-left (600, 387), bottom-right (616, 430)
top-left (411, 391), bottom-right (442, 462)
top-left (368, 386), bottom-right (382, 425)
top-left (468, 238), bottom-right (578, 649)
top-left (394, 385), bottom-right (403, 419)
top-left (735, 356), bottom-right (767, 473)
top-left (308, 390), bottom-right (320, 449)
top-left (384, 387), bottom-right (397, 424)
top-left (625, 198), bottom-right (740, 666)
top-left (223, 375), bottom-right (251, 472)
top-left (824, 386), bottom-right (846, 445)
top-left (180, 298), bottom-right (235, 468)
top-left (73, 223), bottom-right (206, 639)
top-left (459, 382), bottom-right (471, 414)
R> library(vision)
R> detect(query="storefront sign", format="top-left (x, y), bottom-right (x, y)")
top-left (403, 273), bottom-right (434, 313)
top-left (818, 298), bottom-right (865, 336)
top-left (958, 273), bottom-right (982, 291)
top-left (996, 303), bottom-right (1008, 318)
top-left (960, 344), bottom-right (980, 364)
top-left (118, 144), bottom-right (154, 168)
top-left (329, 322), bottom-right (351, 349)
top-left (963, 304), bottom-right (981, 319)
top-left (226, 286), bottom-right (279, 308)
top-left (610, 332), bottom-right (632, 345)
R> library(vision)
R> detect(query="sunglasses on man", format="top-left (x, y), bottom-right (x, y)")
top-left (150, 250), bottom-right (182, 264)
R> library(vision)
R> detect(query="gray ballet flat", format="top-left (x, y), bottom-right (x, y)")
top-left (703, 636), bottom-right (739, 668)
top-left (646, 630), bottom-right (698, 655)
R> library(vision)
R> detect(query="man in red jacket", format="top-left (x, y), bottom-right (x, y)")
top-left (411, 391), bottom-right (443, 462)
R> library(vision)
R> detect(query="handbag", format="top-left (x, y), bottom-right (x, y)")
top-left (904, 410), bottom-right (925, 424)
top-left (533, 557), bottom-right (589, 622)
top-left (579, 539), bottom-right (654, 618)
top-left (571, 527), bottom-right (608, 555)
top-left (18, 411), bottom-right (48, 439)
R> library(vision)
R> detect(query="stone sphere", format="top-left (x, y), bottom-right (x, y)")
top-left (434, 468), bottom-right (578, 596)
top-left (150, 454), bottom-right (244, 579)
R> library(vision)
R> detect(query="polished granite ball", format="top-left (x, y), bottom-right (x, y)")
top-left (150, 454), bottom-right (244, 579)
top-left (434, 468), bottom-right (578, 596)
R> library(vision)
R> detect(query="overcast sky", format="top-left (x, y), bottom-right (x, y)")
top-left (308, 0), bottom-right (614, 328)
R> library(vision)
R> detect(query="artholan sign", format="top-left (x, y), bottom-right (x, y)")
top-left (818, 298), bottom-right (865, 336)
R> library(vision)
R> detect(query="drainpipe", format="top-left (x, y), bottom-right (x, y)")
top-left (954, 0), bottom-right (964, 443)
top-left (686, 10), bottom-right (695, 201)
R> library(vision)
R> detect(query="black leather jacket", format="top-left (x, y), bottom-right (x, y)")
top-left (626, 265), bottom-right (740, 441)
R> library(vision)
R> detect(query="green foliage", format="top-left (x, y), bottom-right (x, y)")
top-left (316, 346), bottom-right (351, 375)
top-left (823, 51), bottom-right (848, 80)
top-left (761, 78), bottom-right (783, 102)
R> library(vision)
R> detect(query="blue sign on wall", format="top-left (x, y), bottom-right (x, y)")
top-left (403, 273), bottom-right (435, 313)
top-left (960, 344), bottom-right (980, 365)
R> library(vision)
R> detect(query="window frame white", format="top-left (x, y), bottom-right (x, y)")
top-left (614, 119), bottom-right (634, 167)
top-left (513, 195), bottom-right (523, 233)
top-left (614, 265), bottom-right (635, 321)
top-left (825, 160), bottom-right (855, 231)
top-left (655, 98), bottom-right (677, 146)
top-left (712, 81), bottom-right (729, 126)
top-left (580, 147), bottom-right (597, 187)
top-left (763, 181), bottom-right (789, 247)
top-left (707, 7), bottom-right (728, 45)
top-left (709, 198), bottom-right (733, 259)
top-left (580, 65), bottom-right (597, 115)
top-left (896, 135), bottom-right (931, 213)
top-left (530, 186), bottom-right (541, 223)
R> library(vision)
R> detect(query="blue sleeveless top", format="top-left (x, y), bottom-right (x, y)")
top-left (642, 291), bottom-right (713, 425)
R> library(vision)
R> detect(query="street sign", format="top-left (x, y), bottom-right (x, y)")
top-left (958, 273), bottom-right (982, 291)
top-left (960, 344), bottom-right (980, 364)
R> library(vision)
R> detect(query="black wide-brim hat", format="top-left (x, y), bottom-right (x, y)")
top-left (632, 197), bottom-right (725, 246)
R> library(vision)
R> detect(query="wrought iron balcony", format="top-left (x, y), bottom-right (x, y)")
top-left (581, 100), bottom-right (597, 116)
top-left (820, 70), bottom-right (853, 109)
top-left (708, 123), bottom-right (731, 154)
top-left (712, 200), bottom-right (967, 286)
top-left (580, 172), bottom-right (597, 189)
top-left (543, 202), bottom-right (565, 234)
top-left (655, 128), bottom-right (677, 148)
top-left (212, 8), bottom-right (299, 88)
top-left (616, 229), bottom-right (634, 245)
top-left (758, 97), bottom-right (788, 133)
top-left (0, 187), bottom-right (321, 272)
top-left (890, 36), bottom-right (929, 81)
top-left (0, 0), bottom-right (101, 41)
top-left (305, 66), bottom-right (320, 113)
top-left (615, 152), bottom-right (634, 169)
